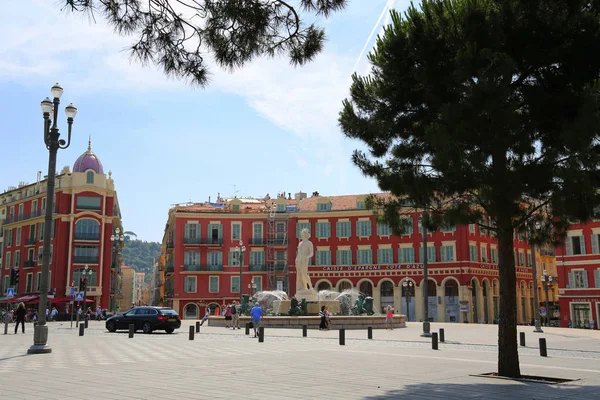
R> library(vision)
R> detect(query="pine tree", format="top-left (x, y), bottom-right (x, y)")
top-left (61, 0), bottom-right (347, 85)
top-left (339, 0), bottom-right (600, 378)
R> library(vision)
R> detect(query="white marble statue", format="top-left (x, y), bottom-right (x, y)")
top-left (295, 228), bottom-right (315, 294)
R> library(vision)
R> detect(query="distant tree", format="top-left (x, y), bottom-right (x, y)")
top-left (339, 0), bottom-right (600, 378)
top-left (61, 0), bottom-right (347, 85)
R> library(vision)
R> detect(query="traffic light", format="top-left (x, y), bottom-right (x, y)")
top-left (9, 268), bottom-right (14, 286)
top-left (79, 277), bottom-right (87, 291)
top-left (13, 268), bottom-right (19, 286)
top-left (82, 278), bottom-right (87, 291)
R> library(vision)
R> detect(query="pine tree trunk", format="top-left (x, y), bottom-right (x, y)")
top-left (497, 227), bottom-right (520, 377)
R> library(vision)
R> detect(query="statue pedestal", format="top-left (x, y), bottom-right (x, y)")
top-left (295, 289), bottom-right (319, 302)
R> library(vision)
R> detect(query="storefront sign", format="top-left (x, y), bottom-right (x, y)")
top-left (570, 298), bottom-right (599, 303)
top-left (322, 264), bottom-right (423, 272)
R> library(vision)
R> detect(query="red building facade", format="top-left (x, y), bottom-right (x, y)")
top-left (555, 220), bottom-right (600, 329)
top-left (161, 193), bottom-right (534, 323)
top-left (0, 143), bottom-right (122, 310)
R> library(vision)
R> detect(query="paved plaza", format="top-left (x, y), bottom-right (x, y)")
top-left (0, 321), bottom-right (598, 399)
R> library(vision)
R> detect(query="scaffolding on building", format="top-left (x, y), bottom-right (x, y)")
top-left (265, 203), bottom-right (290, 292)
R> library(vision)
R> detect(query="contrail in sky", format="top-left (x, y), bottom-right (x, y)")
top-left (351, 0), bottom-right (397, 74)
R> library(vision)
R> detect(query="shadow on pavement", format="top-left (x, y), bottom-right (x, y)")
top-left (363, 381), bottom-right (600, 399)
top-left (0, 354), bottom-right (30, 362)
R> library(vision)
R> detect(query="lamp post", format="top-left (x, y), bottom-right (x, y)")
top-left (29, 83), bottom-right (77, 355)
top-left (541, 269), bottom-right (553, 327)
top-left (81, 265), bottom-right (91, 315)
top-left (234, 240), bottom-right (246, 304)
top-left (111, 228), bottom-right (124, 313)
top-left (402, 280), bottom-right (413, 322)
top-left (528, 221), bottom-right (543, 333)
top-left (248, 282), bottom-right (257, 296)
top-left (420, 212), bottom-right (431, 337)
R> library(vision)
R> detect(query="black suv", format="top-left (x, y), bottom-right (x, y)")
top-left (106, 306), bottom-right (181, 334)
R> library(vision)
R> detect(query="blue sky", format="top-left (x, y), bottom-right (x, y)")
top-left (0, 0), bottom-right (411, 243)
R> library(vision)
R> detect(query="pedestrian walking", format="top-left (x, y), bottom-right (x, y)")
top-left (231, 301), bottom-right (240, 329)
top-left (96, 306), bottom-right (102, 321)
top-left (224, 304), bottom-right (232, 328)
top-left (250, 302), bottom-right (263, 337)
top-left (200, 308), bottom-right (210, 326)
top-left (14, 302), bottom-right (26, 334)
top-left (385, 306), bottom-right (394, 330)
top-left (319, 305), bottom-right (328, 330)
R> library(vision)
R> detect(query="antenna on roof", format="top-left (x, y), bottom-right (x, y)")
top-left (232, 184), bottom-right (240, 198)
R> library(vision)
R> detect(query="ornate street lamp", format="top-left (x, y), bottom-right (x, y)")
top-left (541, 269), bottom-right (554, 326)
top-left (528, 221), bottom-right (543, 333)
top-left (419, 212), bottom-right (431, 337)
top-left (234, 240), bottom-right (246, 304)
top-left (248, 282), bottom-right (257, 296)
top-left (111, 228), bottom-right (125, 313)
top-left (29, 83), bottom-right (77, 355)
top-left (402, 280), bottom-right (413, 322)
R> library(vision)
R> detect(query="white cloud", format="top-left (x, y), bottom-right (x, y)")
top-left (0, 0), bottom-right (396, 191)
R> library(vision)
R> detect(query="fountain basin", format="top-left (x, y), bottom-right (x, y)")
top-left (206, 314), bottom-right (406, 329)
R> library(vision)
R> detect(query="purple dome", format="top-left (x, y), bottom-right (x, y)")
top-left (73, 139), bottom-right (104, 174)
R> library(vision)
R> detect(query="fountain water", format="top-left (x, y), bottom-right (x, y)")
top-left (252, 290), bottom-right (289, 315)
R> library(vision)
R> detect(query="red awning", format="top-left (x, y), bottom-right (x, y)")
top-left (51, 296), bottom-right (73, 303)
top-left (10, 294), bottom-right (40, 304)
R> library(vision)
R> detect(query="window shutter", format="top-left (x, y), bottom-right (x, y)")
top-left (592, 235), bottom-right (599, 254)
top-left (565, 238), bottom-right (573, 256)
top-left (376, 249), bottom-right (382, 264)
top-left (579, 235), bottom-right (586, 254)
top-left (568, 270), bottom-right (574, 288)
top-left (583, 271), bottom-right (589, 288)
top-left (419, 247), bottom-right (424, 263)
top-left (594, 269), bottom-right (600, 288)
top-left (326, 222), bottom-right (331, 238)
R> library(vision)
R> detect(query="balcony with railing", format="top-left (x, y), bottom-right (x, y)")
top-left (74, 232), bottom-right (100, 241)
top-left (2, 208), bottom-right (52, 225)
top-left (249, 238), bottom-right (265, 245)
top-left (266, 237), bottom-right (287, 246)
top-left (73, 256), bottom-right (99, 264)
top-left (249, 264), bottom-right (266, 272)
top-left (206, 264), bottom-right (223, 272)
top-left (23, 260), bottom-right (35, 268)
top-left (24, 237), bottom-right (37, 246)
top-left (183, 264), bottom-right (200, 272)
top-left (166, 240), bottom-right (174, 249)
top-left (184, 236), bottom-right (201, 245)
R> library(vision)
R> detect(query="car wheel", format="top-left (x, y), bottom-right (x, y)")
top-left (106, 321), bottom-right (116, 332)
top-left (165, 328), bottom-right (174, 334)
top-left (142, 322), bottom-right (153, 334)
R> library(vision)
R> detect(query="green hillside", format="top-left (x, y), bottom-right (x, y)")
top-left (121, 232), bottom-right (161, 280)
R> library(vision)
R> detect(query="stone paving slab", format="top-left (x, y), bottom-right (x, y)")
top-left (0, 321), bottom-right (598, 399)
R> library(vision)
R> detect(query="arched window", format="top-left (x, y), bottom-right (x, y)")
top-left (380, 281), bottom-right (394, 297)
top-left (427, 280), bottom-right (437, 296)
top-left (86, 171), bottom-right (94, 184)
top-left (359, 281), bottom-right (373, 297)
top-left (337, 281), bottom-right (352, 292)
top-left (73, 267), bottom-right (97, 286)
top-left (445, 280), bottom-right (459, 296)
top-left (184, 303), bottom-right (198, 319)
top-left (317, 281), bottom-right (331, 292)
top-left (75, 219), bottom-right (100, 240)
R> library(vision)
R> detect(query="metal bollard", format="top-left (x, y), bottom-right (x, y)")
top-left (196, 321), bottom-right (200, 333)
top-left (539, 338), bottom-right (547, 357)
top-left (519, 332), bottom-right (526, 347)
top-left (128, 324), bottom-right (135, 338)
top-left (258, 327), bottom-right (264, 343)
top-left (189, 325), bottom-right (195, 340)
top-left (439, 328), bottom-right (445, 342)
top-left (339, 329), bottom-right (345, 346)
top-left (368, 326), bottom-right (373, 340)
top-left (302, 325), bottom-right (307, 337)
top-left (245, 323), bottom-right (250, 335)
top-left (432, 332), bottom-right (438, 350)
top-left (84, 319), bottom-right (88, 329)
top-left (79, 323), bottom-right (85, 336)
